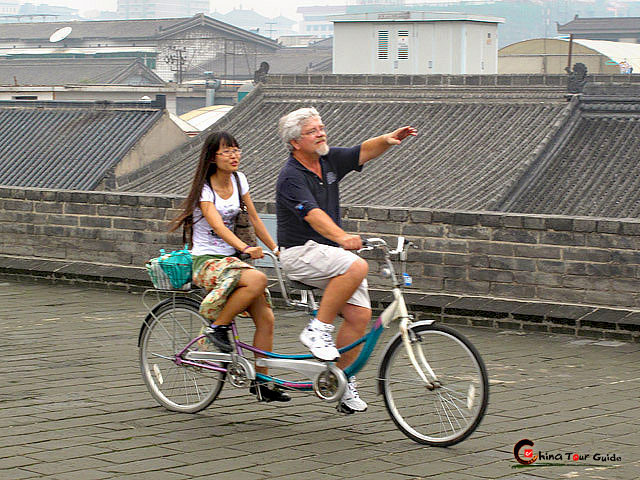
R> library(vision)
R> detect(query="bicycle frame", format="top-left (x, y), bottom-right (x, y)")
top-left (177, 237), bottom-right (434, 393)
top-left (140, 236), bottom-right (489, 446)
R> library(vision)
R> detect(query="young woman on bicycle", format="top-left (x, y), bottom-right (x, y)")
top-left (170, 131), bottom-right (290, 402)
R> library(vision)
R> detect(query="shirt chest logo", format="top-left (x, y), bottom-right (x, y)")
top-left (326, 171), bottom-right (337, 184)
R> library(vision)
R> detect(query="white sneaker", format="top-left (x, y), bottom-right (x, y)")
top-left (299, 321), bottom-right (340, 361)
top-left (338, 376), bottom-right (368, 414)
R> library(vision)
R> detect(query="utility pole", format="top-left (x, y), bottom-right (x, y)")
top-left (165, 46), bottom-right (187, 84)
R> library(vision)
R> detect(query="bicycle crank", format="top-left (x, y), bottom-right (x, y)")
top-left (312, 364), bottom-right (347, 402)
top-left (227, 354), bottom-right (256, 387)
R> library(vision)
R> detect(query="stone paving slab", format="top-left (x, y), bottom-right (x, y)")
top-left (0, 278), bottom-right (639, 479)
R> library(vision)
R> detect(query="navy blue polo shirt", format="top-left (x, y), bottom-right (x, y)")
top-left (276, 145), bottom-right (362, 248)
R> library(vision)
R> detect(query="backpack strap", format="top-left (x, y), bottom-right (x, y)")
top-left (233, 171), bottom-right (246, 211)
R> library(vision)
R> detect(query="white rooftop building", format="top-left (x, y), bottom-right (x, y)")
top-left (332, 11), bottom-right (504, 75)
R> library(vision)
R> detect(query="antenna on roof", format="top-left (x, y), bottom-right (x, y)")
top-left (49, 26), bottom-right (72, 43)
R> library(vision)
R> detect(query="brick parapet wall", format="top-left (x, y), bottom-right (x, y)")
top-left (264, 73), bottom-right (640, 88)
top-left (0, 187), bottom-right (184, 268)
top-left (343, 206), bottom-right (640, 309)
top-left (2, 186), bottom-right (640, 340)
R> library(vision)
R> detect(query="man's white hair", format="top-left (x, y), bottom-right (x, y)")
top-left (278, 107), bottom-right (322, 152)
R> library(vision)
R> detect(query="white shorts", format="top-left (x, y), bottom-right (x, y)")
top-left (279, 240), bottom-right (371, 310)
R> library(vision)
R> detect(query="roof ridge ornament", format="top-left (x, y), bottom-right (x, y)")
top-left (566, 62), bottom-right (587, 94)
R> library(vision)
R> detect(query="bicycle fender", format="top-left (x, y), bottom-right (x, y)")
top-left (137, 296), bottom-right (202, 347)
top-left (376, 319), bottom-right (435, 395)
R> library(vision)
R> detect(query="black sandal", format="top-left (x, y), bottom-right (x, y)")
top-left (250, 381), bottom-right (291, 402)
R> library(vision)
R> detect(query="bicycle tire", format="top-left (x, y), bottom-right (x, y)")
top-left (139, 298), bottom-right (226, 413)
top-left (379, 323), bottom-right (489, 446)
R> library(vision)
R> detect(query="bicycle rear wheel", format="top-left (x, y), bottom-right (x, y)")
top-left (379, 323), bottom-right (488, 446)
top-left (139, 298), bottom-right (226, 413)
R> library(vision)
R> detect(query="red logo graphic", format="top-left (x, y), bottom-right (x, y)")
top-left (514, 439), bottom-right (538, 465)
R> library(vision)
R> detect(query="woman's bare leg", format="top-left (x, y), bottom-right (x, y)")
top-left (246, 291), bottom-right (275, 376)
top-left (212, 269), bottom-right (267, 326)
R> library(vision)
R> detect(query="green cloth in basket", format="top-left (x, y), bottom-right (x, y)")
top-left (146, 246), bottom-right (192, 289)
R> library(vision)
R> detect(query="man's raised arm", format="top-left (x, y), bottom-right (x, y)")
top-left (359, 126), bottom-right (417, 165)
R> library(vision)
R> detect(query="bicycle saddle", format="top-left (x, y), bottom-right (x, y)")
top-left (286, 279), bottom-right (317, 291)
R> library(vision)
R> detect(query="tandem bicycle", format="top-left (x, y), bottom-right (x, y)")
top-left (137, 236), bottom-right (489, 446)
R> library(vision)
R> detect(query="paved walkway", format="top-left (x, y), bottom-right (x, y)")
top-left (1, 279), bottom-right (639, 479)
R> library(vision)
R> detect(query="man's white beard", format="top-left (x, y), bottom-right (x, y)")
top-left (315, 143), bottom-right (329, 156)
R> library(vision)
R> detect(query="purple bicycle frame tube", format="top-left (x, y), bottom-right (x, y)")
top-left (176, 335), bottom-right (227, 373)
top-left (175, 313), bottom-right (386, 379)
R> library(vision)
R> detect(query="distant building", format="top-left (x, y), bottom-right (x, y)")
top-left (210, 8), bottom-right (296, 40)
top-left (194, 38), bottom-right (332, 80)
top-left (0, 1), bottom-right (79, 22)
top-left (0, 57), bottom-right (165, 87)
top-left (297, 0), bottom-right (406, 37)
top-left (0, 14), bottom-right (279, 84)
top-left (0, 57), bottom-right (194, 114)
top-left (499, 38), bottom-right (640, 74)
top-left (297, 5), bottom-right (347, 38)
top-left (0, 2), bottom-right (19, 17)
top-left (332, 11), bottom-right (503, 74)
top-left (313, 1), bottom-right (640, 48)
top-left (557, 15), bottom-right (640, 43)
top-left (278, 34), bottom-right (325, 47)
top-left (117, 0), bottom-right (209, 19)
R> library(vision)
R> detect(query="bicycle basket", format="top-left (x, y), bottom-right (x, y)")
top-left (145, 246), bottom-right (192, 289)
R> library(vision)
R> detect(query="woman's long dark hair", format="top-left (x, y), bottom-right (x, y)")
top-left (169, 131), bottom-right (240, 244)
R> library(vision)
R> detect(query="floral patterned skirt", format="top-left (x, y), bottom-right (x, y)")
top-left (192, 255), bottom-right (271, 321)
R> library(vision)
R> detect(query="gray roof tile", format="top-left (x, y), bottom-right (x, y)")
top-left (189, 45), bottom-right (331, 79)
top-left (117, 82), bottom-right (569, 211)
top-left (0, 101), bottom-right (163, 190)
top-left (557, 16), bottom-right (640, 34)
top-left (502, 96), bottom-right (640, 217)
top-left (0, 57), bottom-right (165, 86)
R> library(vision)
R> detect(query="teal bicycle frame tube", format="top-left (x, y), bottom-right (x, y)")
top-left (254, 315), bottom-right (386, 388)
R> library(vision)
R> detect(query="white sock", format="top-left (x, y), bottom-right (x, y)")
top-left (310, 318), bottom-right (330, 330)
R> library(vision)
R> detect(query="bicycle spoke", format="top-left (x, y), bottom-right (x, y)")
top-left (140, 301), bottom-right (226, 413)
top-left (379, 324), bottom-right (488, 446)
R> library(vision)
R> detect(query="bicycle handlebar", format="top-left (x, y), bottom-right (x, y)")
top-left (260, 237), bottom-right (416, 299)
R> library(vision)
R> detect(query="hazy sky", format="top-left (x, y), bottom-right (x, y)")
top-left (33, 0), bottom-right (348, 20)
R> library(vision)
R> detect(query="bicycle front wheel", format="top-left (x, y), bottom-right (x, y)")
top-left (139, 298), bottom-right (226, 413)
top-left (379, 323), bottom-right (488, 446)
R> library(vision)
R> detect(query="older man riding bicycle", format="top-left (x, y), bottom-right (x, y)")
top-left (275, 107), bottom-right (417, 413)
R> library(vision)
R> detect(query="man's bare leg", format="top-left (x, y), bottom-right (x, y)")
top-left (300, 258), bottom-right (368, 362)
top-left (335, 303), bottom-right (370, 370)
top-left (316, 258), bottom-right (368, 324)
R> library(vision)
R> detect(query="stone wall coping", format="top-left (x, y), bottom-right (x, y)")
top-left (1, 254), bottom-right (638, 340)
top-left (263, 73), bottom-right (638, 87)
top-left (3, 186), bottom-right (640, 231)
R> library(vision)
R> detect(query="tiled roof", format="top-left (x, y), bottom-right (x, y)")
top-left (0, 100), bottom-right (163, 190)
top-left (500, 91), bottom-right (640, 217)
top-left (0, 58), bottom-right (165, 86)
top-left (557, 16), bottom-right (640, 34)
top-left (117, 81), bottom-right (570, 212)
top-left (0, 17), bottom-right (180, 41)
top-left (189, 45), bottom-right (332, 79)
top-left (0, 14), bottom-right (279, 49)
